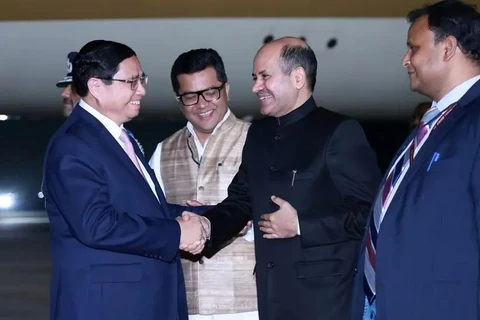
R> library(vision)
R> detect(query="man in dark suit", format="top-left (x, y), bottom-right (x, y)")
top-left (42, 40), bottom-right (209, 320)
top-left (180, 37), bottom-right (381, 320)
top-left (351, 1), bottom-right (480, 319)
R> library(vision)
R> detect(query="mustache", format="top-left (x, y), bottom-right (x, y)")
top-left (256, 90), bottom-right (272, 97)
top-left (63, 98), bottom-right (73, 105)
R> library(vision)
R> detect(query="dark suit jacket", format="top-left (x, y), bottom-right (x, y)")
top-left (42, 106), bottom-right (203, 320)
top-left (202, 97), bottom-right (381, 320)
top-left (351, 80), bottom-right (480, 320)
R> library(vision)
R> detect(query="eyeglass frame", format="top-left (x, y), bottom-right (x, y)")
top-left (97, 74), bottom-right (148, 91)
top-left (176, 83), bottom-right (226, 107)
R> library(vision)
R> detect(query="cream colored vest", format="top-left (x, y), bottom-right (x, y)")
top-left (160, 112), bottom-right (257, 315)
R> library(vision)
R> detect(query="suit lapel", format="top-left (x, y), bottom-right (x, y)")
top-left (396, 104), bottom-right (467, 188)
top-left (76, 108), bottom-right (162, 208)
top-left (399, 82), bottom-right (480, 189)
top-left (387, 130), bottom-right (415, 176)
top-left (100, 131), bottom-right (161, 203)
top-left (129, 134), bottom-right (169, 206)
top-left (127, 131), bottom-right (178, 219)
top-left (385, 81), bottom-right (480, 217)
top-left (374, 129), bottom-right (416, 196)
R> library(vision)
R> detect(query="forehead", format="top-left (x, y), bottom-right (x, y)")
top-left (115, 56), bottom-right (142, 77)
top-left (253, 47), bottom-right (280, 74)
top-left (408, 15), bottom-right (433, 43)
top-left (177, 67), bottom-right (220, 92)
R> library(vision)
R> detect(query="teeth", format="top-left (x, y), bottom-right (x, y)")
top-left (199, 110), bottom-right (213, 117)
top-left (130, 101), bottom-right (140, 105)
top-left (259, 96), bottom-right (271, 100)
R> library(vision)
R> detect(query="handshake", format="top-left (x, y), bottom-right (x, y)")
top-left (176, 211), bottom-right (211, 255)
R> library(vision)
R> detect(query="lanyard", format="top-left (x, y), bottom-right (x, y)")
top-left (409, 102), bottom-right (457, 162)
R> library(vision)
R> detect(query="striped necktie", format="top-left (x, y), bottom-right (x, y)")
top-left (363, 102), bottom-right (456, 304)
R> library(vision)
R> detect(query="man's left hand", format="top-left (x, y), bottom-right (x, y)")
top-left (258, 195), bottom-right (298, 239)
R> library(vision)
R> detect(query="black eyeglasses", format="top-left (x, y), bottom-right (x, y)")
top-left (177, 84), bottom-right (225, 107)
top-left (99, 74), bottom-right (148, 90)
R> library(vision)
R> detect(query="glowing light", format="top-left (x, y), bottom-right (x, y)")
top-left (0, 193), bottom-right (15, 209)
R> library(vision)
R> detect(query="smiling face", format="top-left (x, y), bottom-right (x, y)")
top-left (402, 15), bottom-right (448, 100)
top-left (251, 44), bottom-right (303, 118)
top-left (88, 56), bottom-right (146, 125)
top-left (176, 67), bottom-right (229, 142)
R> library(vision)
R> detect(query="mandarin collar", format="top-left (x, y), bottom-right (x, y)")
top-left (276, 96), bottom-right (316, 127)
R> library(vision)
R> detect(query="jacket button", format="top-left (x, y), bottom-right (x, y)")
top-left (267, 262), bottom-right (274, 269)
top-left (270, 166), bottom-right (276, 172)
top-left (354, 267), bottom-right (358, 274)
top-left (274, 135), bottom-right (280, 140)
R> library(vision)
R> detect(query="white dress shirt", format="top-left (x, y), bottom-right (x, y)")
top-left (79, 100), bottom-right (159, 202)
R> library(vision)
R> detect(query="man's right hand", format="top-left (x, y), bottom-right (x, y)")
top-left (176, 211), bottom-right (210, 255)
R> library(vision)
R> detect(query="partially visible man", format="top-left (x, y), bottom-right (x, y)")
top-left (181, 37), bottom-right (381, 320)
top-left (149, 48), bottom-right (257, 320)
top-left (42, 40), bottom-right (208, 320)
top-left (409, 101), bottom-right (430, 132)
top-left (56, 51), bottom-right (80, 116)
top-left (351, 1), bottom-right (480, 320)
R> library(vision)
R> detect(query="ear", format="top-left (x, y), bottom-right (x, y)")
top-left (87, 78), bottom-right (103, 100)
top-left (443, 35), bottom-right (457, 61)
top-left (175, 95), bottom-right (186, 113)
top-left (291, 67), bottom-right (306, 90)
top-left (224, 83), bottom-right (230, 100)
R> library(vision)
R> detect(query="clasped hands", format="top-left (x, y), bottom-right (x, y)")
top-left (176, 211), bottom-right (211, 255)
top-left (176, 195), bottom-right (296, 255)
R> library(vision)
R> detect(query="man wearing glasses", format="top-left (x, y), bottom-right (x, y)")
top-left (149, 48), bottom-right (257, 320)
top-left (42, 40), bottom-right (209, 320)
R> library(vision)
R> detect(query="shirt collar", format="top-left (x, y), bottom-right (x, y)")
top-left (79, 99), bottom-right (124, 139)
top-left (433, 75), bottom-right (480, 112)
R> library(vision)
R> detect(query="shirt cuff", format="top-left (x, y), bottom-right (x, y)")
top-left (297, 217), bottom-right (301, 235)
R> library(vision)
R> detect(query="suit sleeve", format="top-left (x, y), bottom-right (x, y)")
top-left (298, 119), bottom-right (381, 248)
top-left (44, 135), bottom-right (181, 262)
top-left (201, 142), bottom-right (252, 254)
top-left (166, 203), bottom-right (213, 217)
